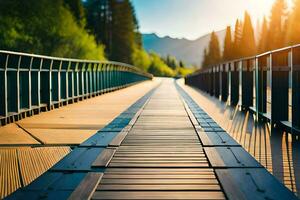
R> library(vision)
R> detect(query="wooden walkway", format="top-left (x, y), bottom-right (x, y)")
top-left (0, 80), bottom-right (158, 199)
top-left (7, 79), bottom-right (298, 200)
top-left (92, 80), bottom-right (225, 199)
top-left (179, 79), bottom-right (300, 196)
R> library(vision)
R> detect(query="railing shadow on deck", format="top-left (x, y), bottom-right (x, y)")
top-left (187, 87), bottom-right (300, 196)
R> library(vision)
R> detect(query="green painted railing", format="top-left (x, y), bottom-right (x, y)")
top-left (0, 50), bottom-right (152, 125)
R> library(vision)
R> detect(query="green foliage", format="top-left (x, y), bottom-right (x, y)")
top-left (148, 53), bottom-right (175, 77)
top-left (85, 0), bottom-right (139, 64)
top-left (0, 0), bottom-right (194, 77)
top-left (163, 55), bottom-right (179, 70)
top-left (132, 47), bottom-right (152, 71)
top-left (109, 0), bottom-right (136, 64)
top-left (176, 67), bottom-right (194, 77)
top-left (0, 0), bottom-right (105, 60)
top-left (64, 0), bottom-right (86, 26)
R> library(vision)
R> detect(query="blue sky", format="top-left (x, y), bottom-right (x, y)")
top-left (131, 0), bottom-right (291, 40)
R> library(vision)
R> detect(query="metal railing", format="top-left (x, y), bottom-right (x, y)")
top-left (185, 44), bottom-right (300, 134)
top-left (0, 50), bottom-right (153, 125)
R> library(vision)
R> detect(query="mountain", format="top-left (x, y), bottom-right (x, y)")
top-left (142, 30), bottom-right (226, 67)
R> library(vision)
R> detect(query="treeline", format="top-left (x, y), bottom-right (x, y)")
top-left (0, 0), bottom-right (191, 77)
top-left (0, 0), bottom-right (106, 60)
top-left (202, 0), bottom-right (300, 68)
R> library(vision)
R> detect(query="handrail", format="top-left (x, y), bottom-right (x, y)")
top-left (187, 44), bottom-right (300, 75)
top-left (185, 44), bottom-right (300, 134)
top-left (0, 50), bottom-right (153, 125)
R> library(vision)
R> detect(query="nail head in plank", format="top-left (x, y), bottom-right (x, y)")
top-left (215, 168), bottom-right (299, 200)
top-left (204, 147), bottom-right (263, 168)
top-left (197, 131), bottom-right (241, 147)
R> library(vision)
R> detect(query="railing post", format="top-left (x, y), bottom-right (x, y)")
top-left (221, 64), bottom-right (228, 102)
top-left (30, 57), bottom-right (41, 111)
top-left (73, 62), bottom-right (79, 99)
top-left (257, 56), bottom-right (268, 118)
top-left (210, 68), bottom-right (214, 96)
top-left (40, 58), bottom-right (51, 110)
top-left (271, 50), bottom-right (289, 127)
top-left (78, 62), bottom-right (84, 98)
top-left (67, 61), bottom-right (74, 102)
top-left (60, 61), bottom-right (68, 103)
top-left (51, 60), bottom-right (60, 106)
top-left (230, 61), bottom-right (239, 106)
top-left (0, 53), bottom-right (8, 123)
top-left (19, 55), bottom-right (31, 113)
top-left (214, 66), bottom-right (220, 99)
top-left (241, 59), bottom-right (254, 111)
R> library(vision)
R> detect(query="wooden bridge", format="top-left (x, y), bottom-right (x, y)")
top-left (0, 50), bottom-right (299, 200)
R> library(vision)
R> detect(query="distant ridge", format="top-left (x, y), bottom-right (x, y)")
top-left (142, 30), bottom-right (226, 67)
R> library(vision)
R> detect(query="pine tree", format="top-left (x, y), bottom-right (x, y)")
top-left (286, 0), bottom-right (300, 45)
top-left (109, 0), bottom-right (136, 63)
top-left (85, 0), bottom-right (112, 55)
top-left (258, 17), bottom-right (268, 53)
top-left (232, 19), bottom-right (243, 59)
top-left (223, 26), bottom-right (233, 61)
top-left (64, 0), bottom-right (85, 26)
top-left (179, 60), bottom-right (185, 68)
top-left (267, 0), bottom-right (287, 50)
top-left (201, 48), bottom-right (208, 68)
top-left (240, 12), bottom-right (256, 57)
top-left (85, 0), bottom-right (139, 64)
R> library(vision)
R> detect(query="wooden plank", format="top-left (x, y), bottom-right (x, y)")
top-left (98, 184), bottom-right (221, 191)
top-left (109, 163), bottom-right (209, 167)
top-left (196, 131), bottom-right (212, 146)
top-left (105, 168), bottom-right (215, 173)
top-left (108, 131), bottom-right (128, 147)
top-left (92, 148), bottom-right (116, 167)
top-left (203, 147), bottom-right (225, 167)
top-left (205, 147), bottom-right (263, 168)
top-left (51, 147), bottom-right (104, 171)
top-left (92, 191), bottom-right (225, 200)
top-left (112, 157), bottom-right (207, 161)
top-left (100, 178), bottom-right (219, 184)
top-left (215, 168), bottom-right (299, 200)
top-left (103, 174), bottom-right (217, 179)
top-left (68, 172), bottom-right (103, 200)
